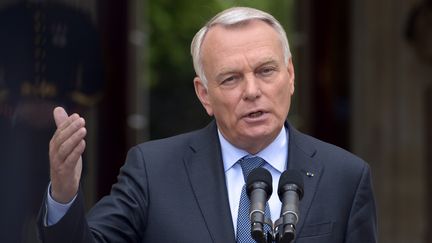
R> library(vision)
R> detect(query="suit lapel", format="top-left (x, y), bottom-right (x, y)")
top-left (184, 121), bottom-right (236, 243)
top-left (286, 124), bottom-right (324, 237)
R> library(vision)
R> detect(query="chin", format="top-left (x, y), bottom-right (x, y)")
top-left (240, 128), bottom-right (275, 142)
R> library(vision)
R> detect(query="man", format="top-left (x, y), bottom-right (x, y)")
top-left (38, 7), bottom-right (377, 243)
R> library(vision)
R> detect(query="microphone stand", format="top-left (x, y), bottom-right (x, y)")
top-left (273, 217), bottom-right (295, 243)
top-left (250, 211), bottom-right (272, 243)
top-left (253, 217), bottom-right (296, 243)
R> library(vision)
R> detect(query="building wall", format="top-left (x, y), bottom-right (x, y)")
top-left (351, 0), bottom-right (432, 242)
top-left (0, 0), bottom-right (96, 17)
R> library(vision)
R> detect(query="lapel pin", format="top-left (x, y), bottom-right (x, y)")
top-left (306, 172), bottom-right (314, 177)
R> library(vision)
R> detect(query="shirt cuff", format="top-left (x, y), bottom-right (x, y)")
top-left (45, 182), bottom-right (77, 226)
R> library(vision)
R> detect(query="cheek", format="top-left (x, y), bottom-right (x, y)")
top-left (216, 91), bottom-right (239, 108)
top-left (217, 102), bottom-right (242, 126)
top-left (215, 100), bottom-right (235, 117)
top-left (273, 84), bottom-right (292, 111)
top-left (208, 93), bottom-right (229, 116)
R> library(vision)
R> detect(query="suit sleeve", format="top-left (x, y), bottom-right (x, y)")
top-left (37, 188), bottom-right (94, 243)
top-left (37, 146), bottom-right (149, 243)
top-left (344, 163), bottom-right (378, 243)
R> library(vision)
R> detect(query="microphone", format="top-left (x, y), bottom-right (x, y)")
top-left (246, 167), bottom-right (273, 243)
top-left (276, 170), bottom-right (304, 243)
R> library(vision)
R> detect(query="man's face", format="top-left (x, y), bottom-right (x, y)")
top-left (194, 20), bottom-right (295, 154)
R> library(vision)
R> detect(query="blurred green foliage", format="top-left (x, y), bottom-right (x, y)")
top-left (147, 0), bottom-right (295, 138)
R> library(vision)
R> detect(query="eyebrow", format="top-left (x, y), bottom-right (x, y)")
top-left (214, 57), bottom-right (280, 81)
top-left (255, 58), bottom-right (279, 68)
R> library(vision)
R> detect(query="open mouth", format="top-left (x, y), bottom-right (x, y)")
top-left (247, 111), bottom-right (264, 118)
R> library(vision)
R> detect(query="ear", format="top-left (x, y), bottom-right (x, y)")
top-left (287, 58), bottom-right (295, 95)
top-left (193, 76), bottom-right (214, 116)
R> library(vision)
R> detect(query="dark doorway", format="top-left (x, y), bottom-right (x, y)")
top-left (309, 0), bottom-right (351, 149)
top-left (96, 1), bottom-right (129, 198)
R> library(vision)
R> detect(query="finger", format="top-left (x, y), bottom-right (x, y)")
top-left (54, 116), bottom-right (85, 145)
top-left (55, 126), bottom-right (87, 164)
top-left (50, 116), bottom-right (85, 157)
top-left (63, 139), bottom-right (86, 171)
top-left (53, 107), bottom-right (69, 128)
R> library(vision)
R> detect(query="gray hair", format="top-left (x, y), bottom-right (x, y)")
top-left (190, 7), bottom-right (292, 87)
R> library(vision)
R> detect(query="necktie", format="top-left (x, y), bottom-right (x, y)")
top-left (236, 156), bottom-right (272, 242)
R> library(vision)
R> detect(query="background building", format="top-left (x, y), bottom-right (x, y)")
top-left (0, 0), bottom-right (431, 242)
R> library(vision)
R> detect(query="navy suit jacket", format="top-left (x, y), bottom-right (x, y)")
top-left (37, 121), bottom-right (377, 242)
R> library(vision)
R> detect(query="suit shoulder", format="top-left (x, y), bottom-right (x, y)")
top-left (122, 125), bottom-right (217, 173)
top-left (293, 129), bottom-right (368, 172)
top-left (134, 130), bottom-right (197, 152)
top-left (130, 124), bottom-right (214, 158)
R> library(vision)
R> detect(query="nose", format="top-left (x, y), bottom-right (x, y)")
top-left (242, 74), bottom-right (261, 101)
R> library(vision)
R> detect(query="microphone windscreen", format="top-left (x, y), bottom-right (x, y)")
top-left (278, 170), bottom-right (304, 199)
top-left (246, 168), bottom-right (273, 196)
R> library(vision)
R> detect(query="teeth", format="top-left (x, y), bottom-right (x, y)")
top-left (249, 111), bottom-right (263, 117)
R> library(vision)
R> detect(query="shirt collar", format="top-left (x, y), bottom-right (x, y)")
top-left (218, 126), bottom-right (288, 174)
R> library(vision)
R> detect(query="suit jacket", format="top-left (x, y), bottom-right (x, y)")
top-left (37, 121), bottom-right (377, 243)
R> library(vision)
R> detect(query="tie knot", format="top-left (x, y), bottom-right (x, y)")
top-left (239, 156), bottom-right (266, 181)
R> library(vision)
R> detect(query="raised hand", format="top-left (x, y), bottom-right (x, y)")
top-left (49, 107), bottom-right (86, 203)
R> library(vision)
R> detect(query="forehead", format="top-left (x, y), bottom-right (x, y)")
top-left (202, 20), bottom-right (281, 52)
top-left (200, 20), bottom-right (283, 71)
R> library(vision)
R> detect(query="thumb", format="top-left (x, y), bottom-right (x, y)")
top-left (53, 106), bottom-right (69, 128)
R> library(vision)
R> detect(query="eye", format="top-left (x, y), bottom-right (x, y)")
top-left (220, 75), bottom-right (239, 85)
top-left (223, 76), bottom-right (235, 83)
top-left (258, 66), bottom-right (276, 77)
